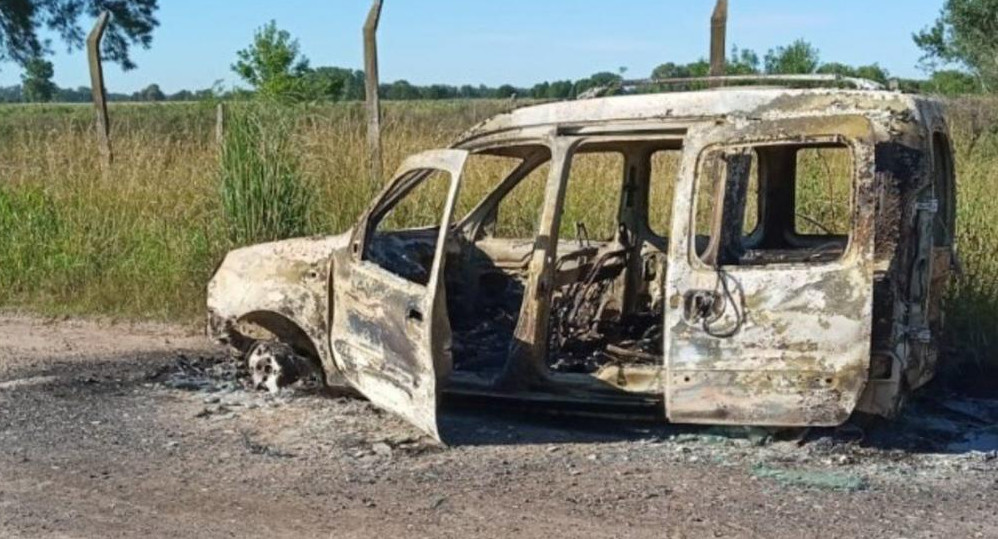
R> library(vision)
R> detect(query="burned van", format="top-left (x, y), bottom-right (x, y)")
top-left (207, 83), bottom-right (957, 441)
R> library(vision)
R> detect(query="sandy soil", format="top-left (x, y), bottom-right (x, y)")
top-left (1, 315), bottom-right (996, 538)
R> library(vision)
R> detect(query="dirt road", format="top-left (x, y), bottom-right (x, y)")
top-left (1, 316), bottom-right (996, 538)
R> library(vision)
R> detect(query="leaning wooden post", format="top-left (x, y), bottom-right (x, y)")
top-left (364, 0), bottom-right (384, 189)
top-left (87, 11), bottom-right (112, 169)
top-left (215, 102), bottom-right (225, 147)
top-left (709, 0), bottom-right (728, 87)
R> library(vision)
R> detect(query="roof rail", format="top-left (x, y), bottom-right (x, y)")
top-left (577, 74), bottom-right (886, 99)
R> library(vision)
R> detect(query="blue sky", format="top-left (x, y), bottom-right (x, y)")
top-left (0, 0), bottom-right (947, 93)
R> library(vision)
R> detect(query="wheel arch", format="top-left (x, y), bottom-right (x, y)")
top-left (238, 311), bottom-right (321, 361)
top-left (209, 307), bottom-right (339, 385)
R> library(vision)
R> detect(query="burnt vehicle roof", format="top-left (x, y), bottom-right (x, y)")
top-left (453, 88), bottom-right (943, 149)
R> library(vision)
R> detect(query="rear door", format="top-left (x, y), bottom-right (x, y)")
top-left (330, 150), bottom-right (467, 441)
top-left (664, 117), bottom-right (876, 427)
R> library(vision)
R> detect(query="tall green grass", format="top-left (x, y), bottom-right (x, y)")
top-left (0, 184), bottom-right (63, 294)
top-left (219, 107), bottom-right (311, 246)
top-left (940, 98), bottom-right (998, 374)
top-left (0, 101), bottom-right (510, 319)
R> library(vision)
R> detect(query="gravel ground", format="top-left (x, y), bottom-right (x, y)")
top-left (1, 315), bottom-right (996, 538)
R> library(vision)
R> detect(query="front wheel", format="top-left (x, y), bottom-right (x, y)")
top-left (246, 340), bottom-right (324, 393)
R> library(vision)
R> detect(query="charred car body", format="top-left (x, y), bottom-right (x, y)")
top-left (207, 82), bottom-right (957, 441)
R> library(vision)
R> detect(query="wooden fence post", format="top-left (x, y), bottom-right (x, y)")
top-left (215, 102), bottom-right (225, 147)
top-left (87, 11), bottom-right (112, 169)
top-left (709, 0), bottom-right (728, 87)
top-left (364, 0), bottom-right (384, 189)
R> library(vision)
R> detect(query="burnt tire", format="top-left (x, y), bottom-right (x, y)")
top-left (246, 341), bottom-right (322, 393)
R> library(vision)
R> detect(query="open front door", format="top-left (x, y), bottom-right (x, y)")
top-left (664, 118), bottom-right (876, 427)
top-left (330, 150), bottom-right (468, 441)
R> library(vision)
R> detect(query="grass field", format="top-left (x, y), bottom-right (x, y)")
top-left (0, 98), bottom-right (995, 375)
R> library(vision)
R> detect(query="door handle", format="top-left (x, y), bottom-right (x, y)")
top-left (682, 290), bottom-right (722, 324)
top-left (407, 308), bottom-right (424, 324)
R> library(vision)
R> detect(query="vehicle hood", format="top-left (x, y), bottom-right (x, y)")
top-left (206, 231), bottom-right (353, 350)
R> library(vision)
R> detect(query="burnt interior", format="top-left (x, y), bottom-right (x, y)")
top-left (444, 237), bottom-right (668, 376)
top-left (364, 136), bottom-right (863, 387)
top-left (365, 141), bottom-right (679, 383)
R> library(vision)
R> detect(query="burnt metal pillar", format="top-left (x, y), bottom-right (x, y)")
top-left (364, 0), bottom-right (384, 189)
top-left (709, 0), bottom-right (728, 87)
top-left (87, 11), bottom-right (112, 169)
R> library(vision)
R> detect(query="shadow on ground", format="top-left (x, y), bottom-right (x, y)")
top-left (4, 350), bottom-right (996, 456)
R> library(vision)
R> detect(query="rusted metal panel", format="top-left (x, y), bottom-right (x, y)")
top-left (330, 149), bottom-right (468, 442)
top-left (207, 234), bottom-right (351, 380)
top-left (500, 136), bottom-right (578, 387)
top-left (457, 90), bottom-right (929, 146)
top-left (663, 117), bottom-right (878, 426)
top-left (330, 253), bottom-right (442, 437)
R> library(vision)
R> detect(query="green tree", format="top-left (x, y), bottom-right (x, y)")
top-left (651, 60), bottom-right (709, 79)
top-left (914, 0), bottom-right (998, 90)
top-left (21, 57), bottom-right (55, 102)
top-left (854, 64), bottom-right (890, 84)
top-left (927, 69), bottom-right (981, 94)
top-left (496, 84), bottom-right (518, 98)
top-left (816, 62), bottom-right (855, 76)
top-left (728, 46), bottom-right (760, 75)
top-left (546, 80), bottom-right (574, 99)
top-left (0, 1), bottom-right (158, 70)
top-left (232, 21), bottom-right (310, 100)
top-left (0, 85), bottom-right (22, 102)
top-left (458, 85), bottom-right (479, 99)
top-left (304, 67), bottom-right (364, 101)
top-left (530, 82), bottom-right (550, 99)
top-left (764, 39), bottom-right (820, 74)
top-left (573, 71), bottom-right (624, 96)
top-left (651, 62), bottom-right (684, 79)
top-left (342, 70), bottom-right (366, 101)
top-left (421, 84), bottom-right (456, 100)
top-left (137, 83), bottom-right (165, 101)
top-left (386, 80), bottom-right (420, 100)
top-left (816, 62), bottom-right (889, 84)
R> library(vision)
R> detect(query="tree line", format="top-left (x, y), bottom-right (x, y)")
top-left (214, 20), bottom-right (985, 102)
top-left (0, 79), bottom-right (217, 104)
top-left (2, 2), bottom-right (996, 103)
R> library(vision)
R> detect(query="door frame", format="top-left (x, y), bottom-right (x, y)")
top-left (663, 116), bottom-right (878, 426)
top-left (330, 149), bottom-right (469, 441)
